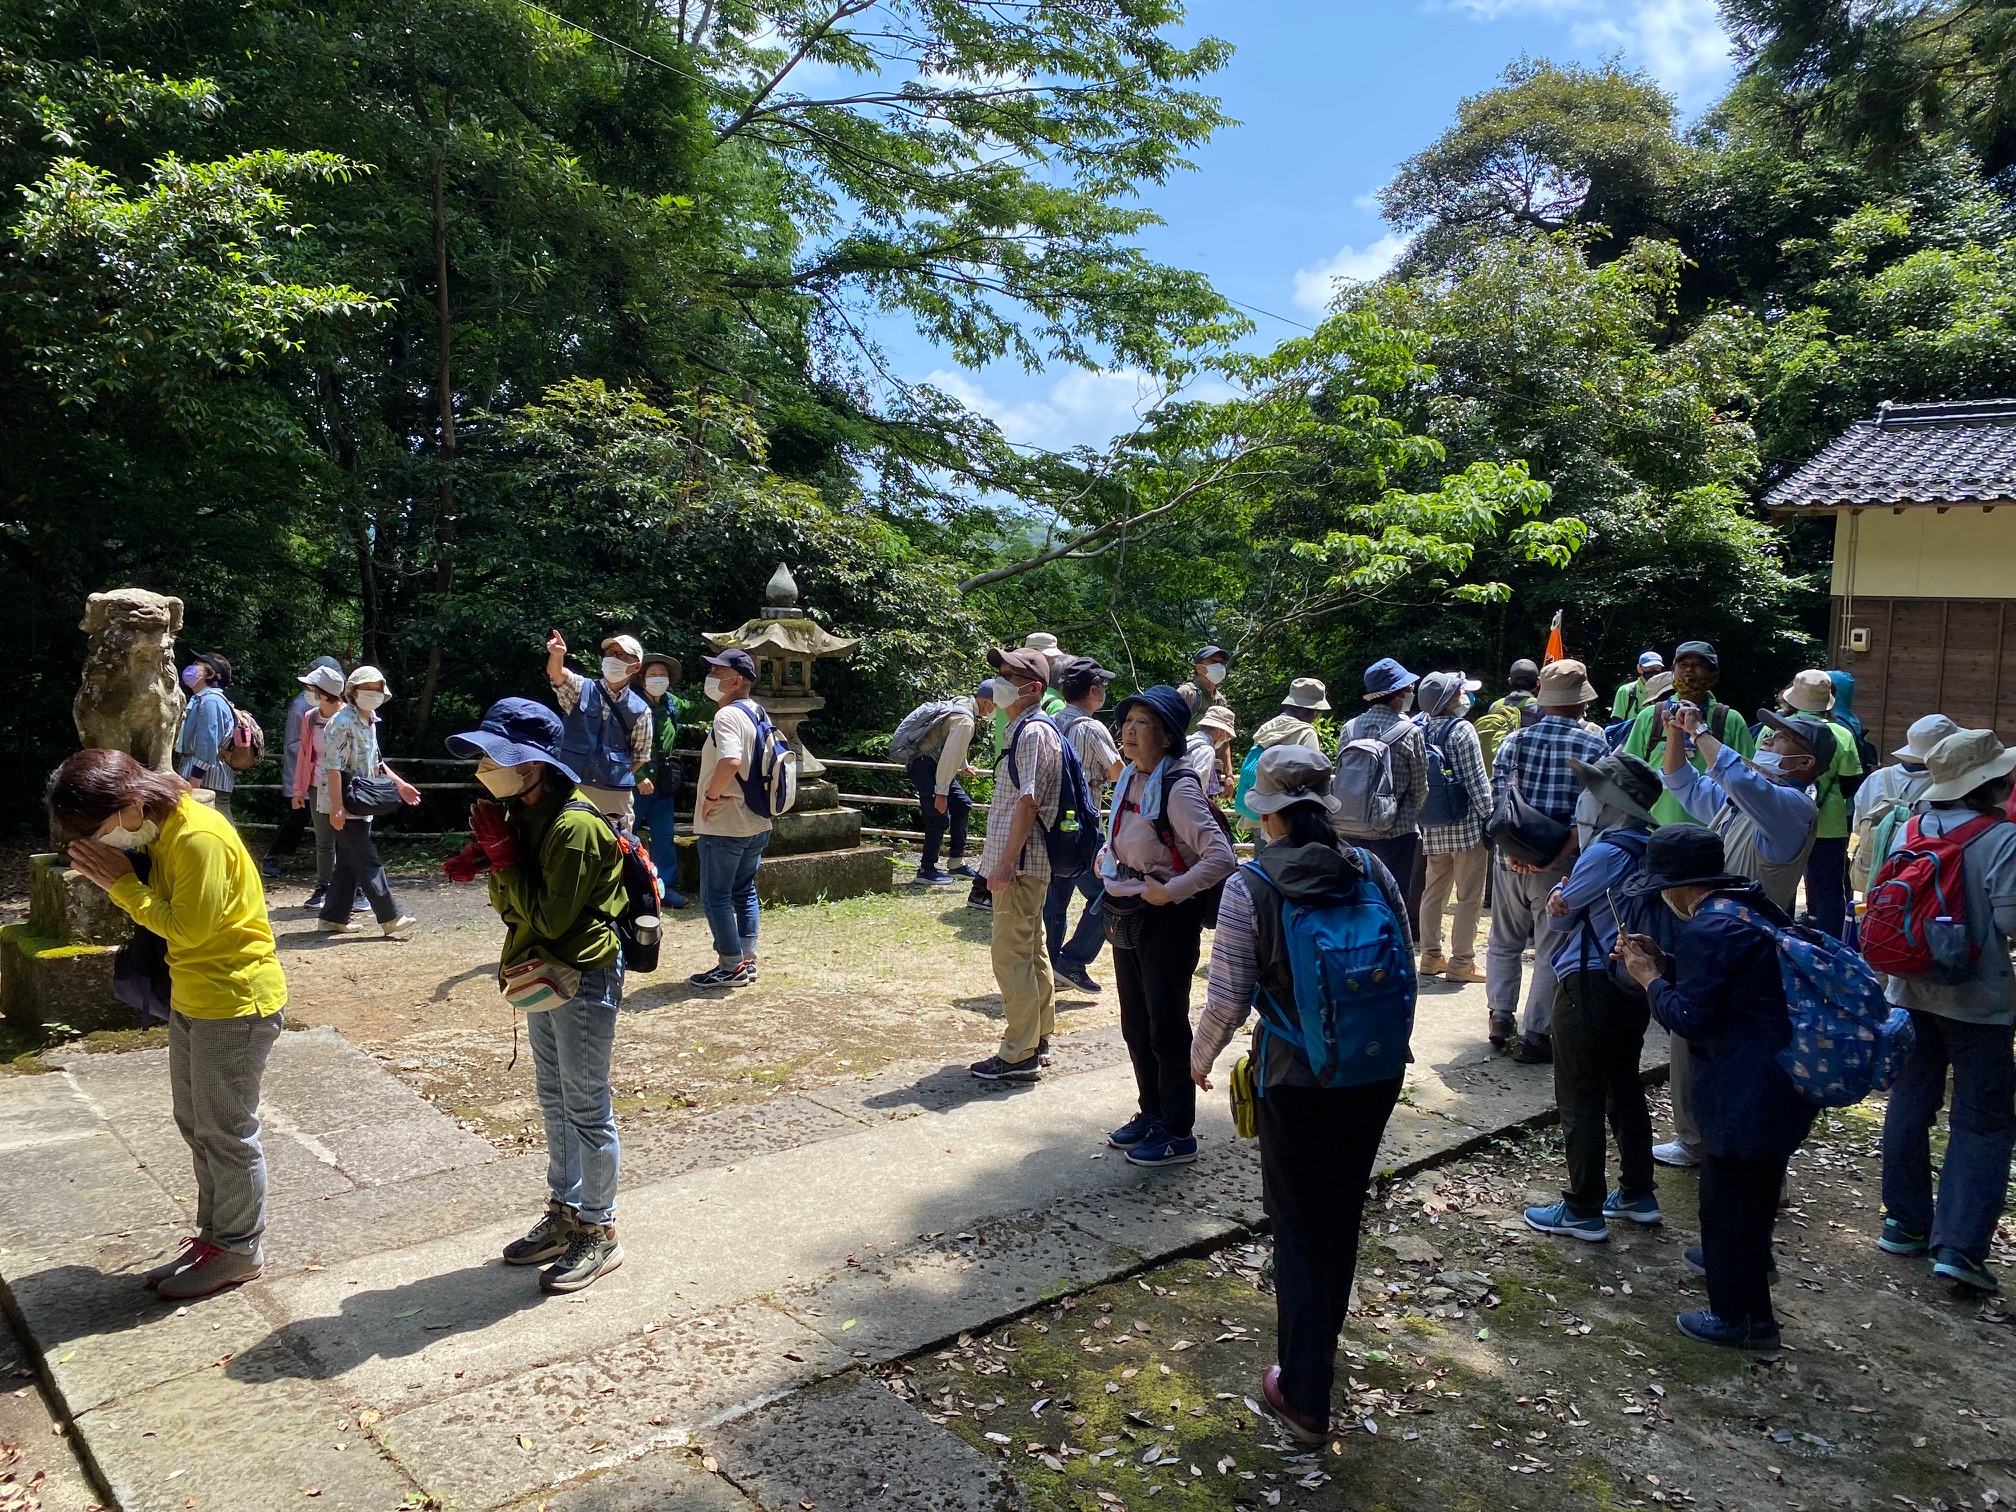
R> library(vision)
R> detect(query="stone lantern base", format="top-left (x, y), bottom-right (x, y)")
top-left (0, 855), bottom-right (134, 1035)
top-left (673, 779), bottom-right (893, 905)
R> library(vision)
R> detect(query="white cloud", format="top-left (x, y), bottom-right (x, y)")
top-left (1439, 0), bottom-right (1734, 105)
top-left (1291, 233), bottom-right (1409, 312)
top-left (924, 367), bottom-right (1234, 452)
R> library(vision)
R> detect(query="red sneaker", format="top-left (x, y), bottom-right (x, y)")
top-left (1261, 1365), bottom-right (1330, 1446)
top-left (155, 1243), bottom-right (263, 1300)
top-left (142, 1236), bottom-right (210, 1290)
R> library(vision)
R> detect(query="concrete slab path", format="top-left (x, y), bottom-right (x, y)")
top-left (0, 977), bottom-right (1666, 1512)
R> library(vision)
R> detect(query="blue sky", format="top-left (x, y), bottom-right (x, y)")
top-left (885, 0), bottom-right (1735, 458)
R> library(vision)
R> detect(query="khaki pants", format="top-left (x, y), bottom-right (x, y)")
top-left (991, 874), bottom-right (1056, 1064)
top-left (577, 783), bottom-right (636, 823)
top-left (1420, 844), bottom-right (1487, 960)
top-left (1668, 1036), bottom-right (1701, 1157)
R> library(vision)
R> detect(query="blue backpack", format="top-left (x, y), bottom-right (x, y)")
top-left (1698, 895), bottom-right (1915, 1107)
top-left (1006, 712), bottom-right (1101, 879)
top-left (1418, 715), bottom-right (1470, 828)
top-left (1241, 859), bottom-right (1415, 1089)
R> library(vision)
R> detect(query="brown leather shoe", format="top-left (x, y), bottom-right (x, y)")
top-left (1445, 958), bottom-right (1486, 984)
top-left (1419, 951), bottom-right (1450, 977)
top-left (1260, 1365), bottom-right (1329, 1445)
top-left (155, 1242), bottom-right (263, 1300)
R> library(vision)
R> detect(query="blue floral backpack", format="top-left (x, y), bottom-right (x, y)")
top-left (1698, 896), bottom-right (1914, 1106)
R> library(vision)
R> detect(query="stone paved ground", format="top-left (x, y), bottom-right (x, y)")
top-left (0, 940), bottom-right (1623, 1512)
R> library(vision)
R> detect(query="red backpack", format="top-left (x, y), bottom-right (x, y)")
top-left (1862, 813), bottom-right (2004, 983)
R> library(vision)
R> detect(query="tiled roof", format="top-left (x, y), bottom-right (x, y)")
top-left (1767, 399), bottom-right (2016, 510)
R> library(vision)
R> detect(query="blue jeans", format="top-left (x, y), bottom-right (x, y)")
top-left (698, 830), bottom-right (769, 963)
top-left (906, 755), bottom-right (970, 871)
top-left (632, 791), bottom-right (686, 903)
top-left (1043, 869), bottom-right (1105, 969)
top-left (1883, 1010), bottom-right (2016, 1265)
top-left (526, 963), bottom-right (623, 1226)
top-left (1803, 835), bottom-right (1850, 939)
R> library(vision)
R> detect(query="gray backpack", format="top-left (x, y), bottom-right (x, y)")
top-left (1330, 716), bottom-right (1416, 835)
top-left (890, 699), bottom-right (967, 764)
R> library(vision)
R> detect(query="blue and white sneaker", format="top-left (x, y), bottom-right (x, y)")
top-left (1126, 1132), bottom-right (1199, 1168)
top-left (1106, 1112), bottom-right (1163, 1150)
top-left (1676, 1309), bottom-right (1781, 1354)
top-left (1932, 1248), bottom-right (1999, 1294)
top-left (1877, 1219), bottom-right (1929, 1256)
top-left (1523, 1200), bottom-right (1609, 1242)
top-left (1603, 1188), bottom-right (1663, 1226)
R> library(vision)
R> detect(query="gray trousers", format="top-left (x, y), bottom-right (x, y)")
top-left (311, 807), bottom-right (337, 888)
top-left (170, 1010), bottom-right (284, 1254)
top-left (1486, 860), bottom-right (1569, 1037)
top-left (1668, 1036), bottom-right (1700, 1156)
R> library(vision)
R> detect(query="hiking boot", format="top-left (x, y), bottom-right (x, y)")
top-left (155, 1242), bottom-right (262, 1300)
top-left (381, 914), bottom-right (419, 940)
top-left (689, 962), bottom-right (754, 988)
top-left (1878, 1219), bottom-right (1930, 1256)
top-left (1933, 1248), bottom-right (1999, 1295)
top-left (503, 1200), bottom-right (577, 1266)
top-left (1675, 1309), bottom-right (1780, 1355)
top-left (1487, 1015), bottom-right (1515, 1051)
top-left (1652, 1141), bottom-right (1700, 1169)
top-left (1055, 962), bottom-right (1100, 994)
top-left (1603, 1189), bottom-right (1663, 1226)
top-left (1125, 1132), bottom-right (1198, 1168)
top-left (316, 917), bottom-right (362, 934)
top-left (1511, 1033), bottom-right (1553, 1065)
top-left (1419, 951), bottom-right (1450, 977)
top-left (1445, 958), bottom-right (1486, 984)
top-left (541, 1222), bottom-right (623, 1294)
top-left (1259, 1365), bottom-right (1328, 1446)
top-left (1523, 1200), bottom-right (1608, 1242)
top-left (969, 1054), bottom-right (1040, 1082)
top-left (915, 867), bottom-right (959, 886)
top-left (1684, 1244), bottom-right (1776, 1281)
top-left (143, 1236), bottom-right (207, 1290)
top-left (1106, 1112), bottom-right (1164, 1149)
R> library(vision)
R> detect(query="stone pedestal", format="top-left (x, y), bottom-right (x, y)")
top-left (0, 855), bottom-right (131, 1035)
top-left (676, 780), bottom-right (893, 905)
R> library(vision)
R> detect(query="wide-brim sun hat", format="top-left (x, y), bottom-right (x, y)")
top-left (1637, 825), bottom-right (1747, 893)
top-left (1246, 745), bottom-right (1339, 815)
top-left (1919, 728), bottom-right (2016, 803)
top-left (298, 666), bottom-right (346, 697)
top-left (1112, 685), bottom-right (1192, 747)
top-left (1895, 712), bottom-right (1960, 761)
top-left (346, 664), bottom-right (391, 694)
top-left (1416, 670), bottom-right (1472, 716)
top-left (446, 697), bottom-right (582, 783)
top-left (1282, 678), bottom-right (1330, 712)
top-left (1569, 751), bottom-right (1662, 826)
top-left (1778, 669), bottom-right (1836, 714)
top-left (640, 652), bottom-right (684, 683)
top-left (1537, 659), bottom-right (1598, 707)
top-left (1198, 704), bottom-right (1237, 739)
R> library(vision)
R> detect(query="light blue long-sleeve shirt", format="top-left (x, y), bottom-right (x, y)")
top-left (1548, 825), bottom-right (1647, 980)
top-left (176, 687), bottom-right (237, 794)
top-left (1660, 745), bottom-right (1814, 864)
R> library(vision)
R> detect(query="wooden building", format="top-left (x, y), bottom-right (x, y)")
top-left (1769, 398), bottom-right (2016, 754)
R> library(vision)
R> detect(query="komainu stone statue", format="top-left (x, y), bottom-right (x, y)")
top-left (74, 588), bottom-right (184, 772)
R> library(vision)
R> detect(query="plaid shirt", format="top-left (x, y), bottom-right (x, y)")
top-left (1491, 714), bottom-right (1609, 824)
top-left (979, 709), bottom-right (1063, 880)
top-left (1422, 713), bottom-right (1492, 854)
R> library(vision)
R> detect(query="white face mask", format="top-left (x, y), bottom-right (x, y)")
top-left (353, 689), bottom-right (388, 713)
top-left (1201, 662), bottom-right (1226, 686)
top-left (1396, 688), bottom-right (1416, 714)
top-left (1457, 694), bottom-right (1474, 717)
top-left (1751, 749), bottom-right (1793, 779)
top-left (98, 817), bottom-right (160, 851)
top-left (644, 675), bottom-right (670, 698)
top-left (704, 675), bottom-right (725, 701)
top-left (601, 657), bottom-right (632, 685)
top-left (477, 763), bottom-right (535, 799)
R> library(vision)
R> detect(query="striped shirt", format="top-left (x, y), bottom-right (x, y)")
top-left (978, 710), bottom-right (1064, 880)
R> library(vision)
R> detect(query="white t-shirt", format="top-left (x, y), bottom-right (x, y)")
top-left (696, 701), bottom-right (773, 837)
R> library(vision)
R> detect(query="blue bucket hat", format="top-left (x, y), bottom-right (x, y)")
top-left (1362, 656), bottom-right (1417, 700)
top-left (1111, 684), bottom-right (1192, 747)
top-left (446, 697), bottom-right (581, 782)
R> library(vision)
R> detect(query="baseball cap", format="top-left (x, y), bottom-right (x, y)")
top-left (704, 648), bottom-right (757, 681)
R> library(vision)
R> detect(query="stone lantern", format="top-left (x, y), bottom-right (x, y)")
top-left (680, 564), bottom-right (891, 904)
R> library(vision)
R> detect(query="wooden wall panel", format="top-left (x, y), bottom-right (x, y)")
top-left (1833, 595), bottom-right (2016, 755)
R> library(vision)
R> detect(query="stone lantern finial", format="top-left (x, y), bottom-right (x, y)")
top-left (765, 562), bottom-right (799, 609)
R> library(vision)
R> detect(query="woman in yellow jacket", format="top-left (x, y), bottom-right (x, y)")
top-left (50, 748), bottom-right (287, 1301)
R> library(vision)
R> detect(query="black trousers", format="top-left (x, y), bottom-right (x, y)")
top-left (1357, 833), bottom-right (1424, 937)
top-left (1803, 835), bottom-right (1850, 940)
top-left (1700, 1151), bottom-right (1788, 1329)
top-left (1551, 972), bottom-right (1654, 1213)
top-left (1261, 1078), bottom-right (1404, 1419)
top-left (319, 817), bottom-right (399, 926)
top-left (1112, 896), bottom-right (1206, 1137)
top-left (265, 803), bottom-right (309, 861)
top-left (906, 755), bottom-right (971, 871)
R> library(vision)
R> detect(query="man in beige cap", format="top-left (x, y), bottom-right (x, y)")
top-left (1777, 668), bottom-right (1864, 939)
top-left (1485, 659), bottom-right (1607, 1063)
top-left (545, 629), bottom-right (653, 821)
top-left (971, 646), bottom-right (1064, 1081)
top-left (1875, 728), bottom-right (2016, 1294)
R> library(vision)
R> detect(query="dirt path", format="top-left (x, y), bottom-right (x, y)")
top-left (888, 1091), bottom-right (2016, 1512)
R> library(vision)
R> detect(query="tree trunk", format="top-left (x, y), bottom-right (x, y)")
top-left (414, 154), bottom-right (456, 734)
